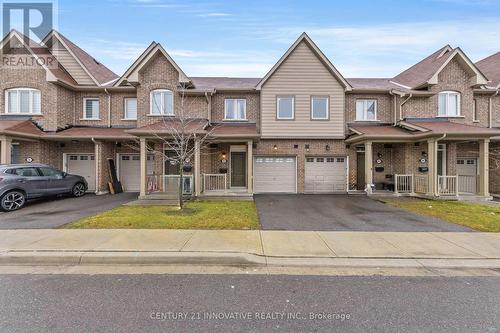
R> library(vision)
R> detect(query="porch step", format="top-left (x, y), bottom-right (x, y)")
top-left (140, 193), bottom-right (180, 200)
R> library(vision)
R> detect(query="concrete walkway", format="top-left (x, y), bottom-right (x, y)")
top-left (0, 230), bottom-right (499, 269)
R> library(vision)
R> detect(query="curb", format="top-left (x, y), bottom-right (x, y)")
top-left (1, 251), bottom-right (500, 269)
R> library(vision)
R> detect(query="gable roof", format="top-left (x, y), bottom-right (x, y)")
top-left (0, 120), bottom-right (44, 138)
top-left (392, 45), bottom-right (488, 89)
top-left (114, 42), bottom-right (189, 87)
top-left (42, 30), bottom-right (118, 86)
top-left (476, 52), bottom-right (500, 89)
top-left (256, 32), bottom-right (351, 90)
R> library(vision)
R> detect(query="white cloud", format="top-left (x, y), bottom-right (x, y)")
top-left (181, 63), bottom-right (271, 77)
top-left (196, 12), bottom-right (232, 17)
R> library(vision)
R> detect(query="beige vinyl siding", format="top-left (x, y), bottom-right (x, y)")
top-left (50, 41), bottom-right (95, 85)
top-left (260, 41), bottom-right (345, 138)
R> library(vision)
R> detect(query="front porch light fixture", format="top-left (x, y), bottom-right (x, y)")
top-left (325, 144), bottom-right (330, 151)
top-left (305, 144), bottom-right (310, 152)
top-left (273, 145), bottom-right (278, 151)
top-left (221, 152), bottom-right (227, 163)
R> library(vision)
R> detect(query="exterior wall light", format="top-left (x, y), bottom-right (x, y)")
top-left (273, 145), bottom-right (278, 150)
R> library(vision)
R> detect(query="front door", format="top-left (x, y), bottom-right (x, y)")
top-left (231, 152), bottom-right (246, 187)
top-left (164, 150), bottom-right (179, 175)
top-left (357, 152), bottom-right (365, 190)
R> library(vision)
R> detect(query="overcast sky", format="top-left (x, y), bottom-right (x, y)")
top-left (20, 0), bottom-right (500, 78)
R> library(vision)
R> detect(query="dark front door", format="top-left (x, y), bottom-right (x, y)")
top-left (357, 152), bottom-right (365, 190)
top-left (231, 152), bottom-right (246, 187)
top-left (164, 150), bottom-right (179, 175)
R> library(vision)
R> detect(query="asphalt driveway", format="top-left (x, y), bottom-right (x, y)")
top-left (0, 192), bottom-right (137, 229)
top-left (254, 194), bottom-right (473, 232)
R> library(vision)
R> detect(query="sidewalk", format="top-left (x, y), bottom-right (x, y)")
top-left (0, 230), bottom-right (499, 269)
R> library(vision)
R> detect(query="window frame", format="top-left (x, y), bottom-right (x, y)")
top-left (82, 97), bottom-right (100, 120)
top-left (276, 95), bottom-right (295, 120)
top-left (123, 97), bottom-right (138, 120)
top-left (355, 99), bottom-right (378, 121)
top-left (438, 91), bottom-right (461, 117)
top-left (472, 98), bottom-right (478, 122)
top-left (150, 89), bottom-right (174, 116)
top-left (4, 88), bottom-right (41, 115)
top-left (224, 98), bottom-right (247, 121)
top-left (311, 96), bottom-right (329, 120)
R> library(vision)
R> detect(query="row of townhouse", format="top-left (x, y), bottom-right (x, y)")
top-left (1, 30), bottom-right (500, 200)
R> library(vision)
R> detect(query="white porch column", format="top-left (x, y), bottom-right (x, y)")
top-left (427, 139), bottom-right (438, 196)
top-left (0, 136), bottom-right (12, 165)
top-left (364, 141), bottom-right (373, 193)
top-left (479, 139), bottom-right (490, 197)
top-left (247, 140), bottom-right (253, 194)
top-left (194, 139), bottom-right (201, 196)
top-left (139, 137), bottom-right (147, 198)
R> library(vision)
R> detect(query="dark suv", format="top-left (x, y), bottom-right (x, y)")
top-left (0, 164), bottom-right (88, 212)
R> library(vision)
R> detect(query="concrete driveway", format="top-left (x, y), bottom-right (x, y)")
top-left (254, 194), bottom-right (473, 232)
top-left (0, 192), bottom-right (137, 229)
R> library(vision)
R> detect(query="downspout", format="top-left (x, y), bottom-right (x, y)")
top-left (91, 137), bottom-right (99, 194)
top-left (489, 90), bottom-right (499, 128)
top-left (389, 90), bottom-right (397, 126)
top-left (399, 93), bottom-right (413, 121)
top-left (105, 88), bottom-right (111, 128)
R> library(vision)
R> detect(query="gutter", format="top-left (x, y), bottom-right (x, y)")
top-left (399, 93), bottom-right (413, 121)
top-left (389, 89), bottom-right (404, 126)
top-left (104, 88), bottom-right (111, 128)
top-left (489, 90), bottom-right (499, 128)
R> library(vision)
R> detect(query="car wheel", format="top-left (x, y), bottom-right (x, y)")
top-left (1, 191), bottom-right (26, 212)
top-left (72, 183), bottom-right (86, 197)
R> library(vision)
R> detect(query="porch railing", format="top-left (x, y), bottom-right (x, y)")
top-left (438, 175), bottom-right (458, 196)
top-left (394, 174), bottom-right (413, 194)
top-left (203, 174), bottom-right (227, 192)
top-left (146, 174), bottom-right (193, 195)
top-left (414, 175), bottom-right (428, 194)
top-left (457, 175), bottom-right (478, 194)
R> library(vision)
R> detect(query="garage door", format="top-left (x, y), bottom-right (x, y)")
top-left (67, 154), bottom-right (95, 191)
top-left (119, 154), bottom-right (155, 192)
top-left (254, 156), bottom-right (296, 193)
top-left (457, 158), bottom-right (477, 194)
top-left (305, 156), bottom-right (347, 193)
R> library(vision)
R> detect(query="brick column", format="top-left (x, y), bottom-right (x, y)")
top-left (479, 139), bottom-right (490, 197)
top-left (94, 141), bottom-right (115, 195)
top-left (0, 136), bottom-right (12, 164)
top-left (247, 140), bottom-right (253, 194)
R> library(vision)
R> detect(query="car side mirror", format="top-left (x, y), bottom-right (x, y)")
top-left (62, 172), bottom-right (67, 178)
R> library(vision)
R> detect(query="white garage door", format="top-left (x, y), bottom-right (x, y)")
top-left (67, 154), bottom-right (95, 191)
top-left (254, 156), bottom-right (296, 193)
top-left (305, 156), bottom-right (347, 193)
top-left (119, 154), bottom-right (155, 192)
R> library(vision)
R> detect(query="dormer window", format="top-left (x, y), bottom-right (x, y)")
top-left (438, 91), bottom-right (460, 117)
top-left (5, 88), bottom-right (41, 114)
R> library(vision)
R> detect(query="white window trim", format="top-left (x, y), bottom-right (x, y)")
top-left (438, 91), bottom-right (461, 117)
top-left (355, 99), bottom-right (378, 121)
top-left (149, 89), bottom-right (174, 116)
top-left (123, 97), bottom-right (137, 120)
top-left (311, 96), bottom-right (329, 120)
top-left (4, 88), bottom-right (41, 115)
top-left (82, 97), bottom-right (100, 120)
top-left (277, 96), bottom-right (295, 120)
top-left (224, 99), bottom-right (247, 121)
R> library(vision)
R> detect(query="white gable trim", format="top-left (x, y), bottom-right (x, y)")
top-left (256, 32), bottom-right (352, 91)
top-left (114, 43), bottom-right (190, 87)
top-left (428, 48), bottom-right (488, 86)
top-left (42, 31), bottom-right (100, 86)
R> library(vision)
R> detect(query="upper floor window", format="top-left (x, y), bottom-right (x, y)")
top-left (356, 99), bottom-right (377, 121)
top-left (5, 88), bottom-right (41, 114)
top-left (438, 91), bottom-right (460, 117)
top-left (83, 98), bottom-right (99, 120)
top-left (472, 99), bottom-right (478, 122)
top-left (277, 96), bottom-right (294, 120)
top-left (311, 96), bottom-right (329, 120)
top-left (124, 98), bottom-right (137, 120)
top-left (224, 99), bottom-right (246, 120)
top-left (150, 89), bottom-right (173, 115)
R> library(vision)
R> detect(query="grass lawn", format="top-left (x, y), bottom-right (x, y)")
top-left (64, 200), bottom-right (260, 230)
top-left (383, 198), bottom-right (500, 232)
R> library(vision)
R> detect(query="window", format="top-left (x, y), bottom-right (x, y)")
top-left (224, 99), bottom-right (246, 120)
top-left (311, 96), bottom-right (329, 119)
top-left (38, 167), bottom-right (63, 177)
top-left (356, 100), bottom-right (377, 121)
top-left (124, 98), bottom-right (137, 120)
top-left (11, 167), bottom-right (40, 177)
top-left (5, 88), bottom-right (41, 114)
top-left (472, 99), bottom-right (478, 122)
top-left (438, 91), bottom-right (460, 117)
top-left (83, 98), bottom-right (99, 119)
top-left (277, 96), bottom-right (294, 119)
top-left (150, 89), bottom-right (173, 115)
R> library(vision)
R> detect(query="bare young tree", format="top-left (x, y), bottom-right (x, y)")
top-left (130, 83), bottom-right (219, 208)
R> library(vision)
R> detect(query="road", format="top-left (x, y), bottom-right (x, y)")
top-left (0, 273), bottom-right (498, 332)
